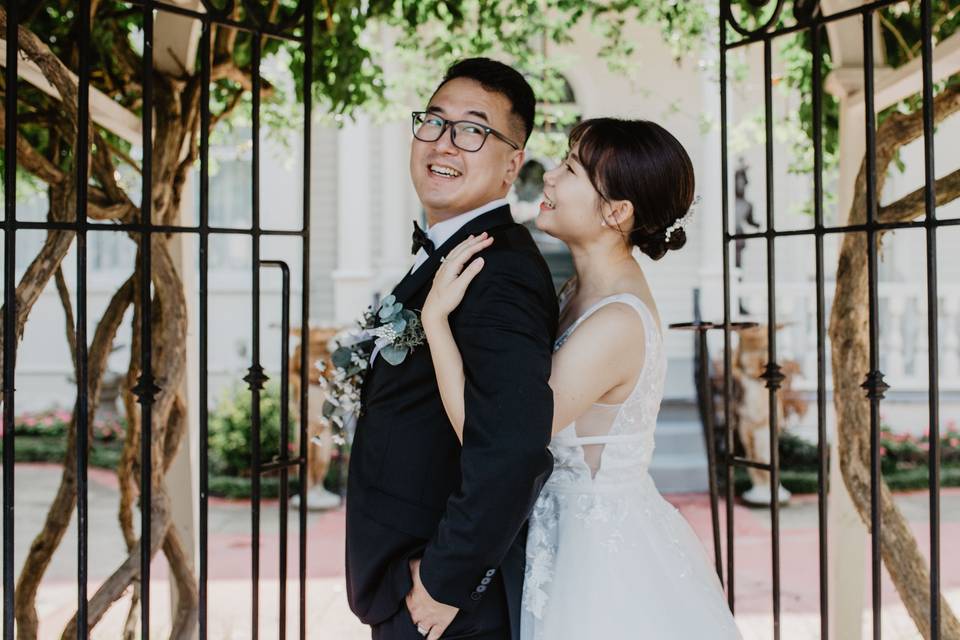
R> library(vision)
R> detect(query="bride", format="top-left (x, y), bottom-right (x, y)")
top-left (418, 118), bottom-right (742, 639)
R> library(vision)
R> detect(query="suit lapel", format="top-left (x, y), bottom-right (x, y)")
top-left (391, 205), bottom-right (514, 305)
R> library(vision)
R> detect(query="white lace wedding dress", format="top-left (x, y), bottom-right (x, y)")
top-left (520, 293), bottom-right (742, 639)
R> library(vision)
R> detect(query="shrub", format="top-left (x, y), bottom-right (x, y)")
top-left (779, 432), bottom-right (822, 471)
top-left (208, 380), bottom-right (295, 477)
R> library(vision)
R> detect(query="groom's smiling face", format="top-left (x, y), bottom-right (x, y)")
top-left (410, 77), bottom-right (525, 225)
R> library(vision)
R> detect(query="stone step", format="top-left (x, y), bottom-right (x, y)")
top-left (654, 420), bottom-right (707, 457)
top-left (649, 452), bottom-right (710, 493)
top-left (650, 452), bottom-right (709, 493)
top-left (649, 406), bottom-right (711, 493)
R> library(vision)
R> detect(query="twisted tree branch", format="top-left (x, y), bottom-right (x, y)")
top-left (830, 78), bottom-right (960, 639)
top-left (13, 275), bottom-right (134, 639)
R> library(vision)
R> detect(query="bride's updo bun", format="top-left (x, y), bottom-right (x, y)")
top-left (568, 118), bottom-right (695, 260)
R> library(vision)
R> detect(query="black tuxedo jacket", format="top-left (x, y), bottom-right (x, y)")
top-left (345, 205), bottom-right (558, 638)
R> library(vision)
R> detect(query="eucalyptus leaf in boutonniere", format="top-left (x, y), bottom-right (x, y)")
top-left (320, 295), bottom-right (425, 430)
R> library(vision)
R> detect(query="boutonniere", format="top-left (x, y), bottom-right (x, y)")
top-left (321, 295), bottom-right (425, 428)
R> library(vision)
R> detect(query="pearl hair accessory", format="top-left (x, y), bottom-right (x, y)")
top-left (664, 195), bottom-right (701, 242)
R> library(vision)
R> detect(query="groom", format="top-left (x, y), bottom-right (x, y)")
top-left (345, 58), bottom-right (558, 639)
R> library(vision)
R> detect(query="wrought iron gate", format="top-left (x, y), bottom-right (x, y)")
top-left (715, 1), bottom-right (946, 638)
top-left (2, 0), bottom-right (314, 637)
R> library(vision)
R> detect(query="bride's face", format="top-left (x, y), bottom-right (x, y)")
top-left (535, 144), bottom-right (603, 242)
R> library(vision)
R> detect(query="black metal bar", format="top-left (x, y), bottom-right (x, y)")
top-left (76, 0), bottom-right (92, 636)
top-left (260, 259), bottom-right (291, 639)
top-left (199, 15), bottom-right (212, 640)
top-left (299, 4), bottom-right (314, 636)
top-left (811, 20), bottom-right (830, 640)
top-left (762, 36), bottom-right (782, 640)
top-left (723, 0), bottom-right (904, 50)
top-left (258, 457), bottom-right (305, 473)
top-left (697, 326), bottom-right (724, 582)
top-left (920, 1), bottom-right (941, 637)
top-left (862, 11), bottom-right (884, 639)
top-left (718, 1), bottom-right (736, 611)
top-left (669, 314), bottom-right (724, 583)
top-left (730, 457), bottom-right (774, 472)
top-left (14, 218), bottom-right (960, 241)
top-left (8, 220), bottom-right (306, 236)
top-left (3, 0), bottom-right (19, 635)
top-left (728, 215), bottom-right (960, 240)
top-left (249, 34), bottom-right (263, 640)
top-left (138, 2), bottom-right (156, 635)
top-left (123, 0), bottom-right (306, 43)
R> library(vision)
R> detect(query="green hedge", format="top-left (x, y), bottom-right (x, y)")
top-left (2, 436), bottom-right (303, 499)
top-left (731, 462), bottom-right (960, 495)
top-left (207, 475), bottom-right (303, 500)
top-left (1, 435), bottom-right (123, 469)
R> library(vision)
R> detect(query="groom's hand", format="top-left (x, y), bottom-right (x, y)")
top-left (406, 559), bottom-right (459, 640)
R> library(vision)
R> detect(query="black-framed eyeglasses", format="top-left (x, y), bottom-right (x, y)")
top-left (411, 111), bottom-right (520, 152)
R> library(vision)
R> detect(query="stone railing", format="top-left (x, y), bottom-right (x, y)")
top-left (735, 282), bottom-right (960, 392)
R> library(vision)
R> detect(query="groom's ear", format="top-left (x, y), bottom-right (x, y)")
top-left (503, 149), bottom-right (526, 187)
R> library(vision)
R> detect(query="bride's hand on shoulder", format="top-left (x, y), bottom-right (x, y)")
top-left (422, 233), bottom-right (493, 328)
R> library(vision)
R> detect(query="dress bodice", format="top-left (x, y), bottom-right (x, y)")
top-left (546, 293), bottom-right (666, 490)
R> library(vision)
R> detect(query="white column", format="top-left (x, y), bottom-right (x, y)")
top-left (803, 300), bottom-right (819, 385)
top-left (884, 291), bottom-right (906, 380)
top-left (698, 33), bottom-right (725, 333)
top-left (825, 73), bottom-right (868, 640)
top-left (377, 120), bottom-right (416, 289)
top-left (333, 116), bottom-right (375, 323)
top-left (155, 10), bottom-right (202, 636)
top-left (779, 294), bottom-right (796, 362)
top-left (915, 293), bottom-right (930, 382)
top-left (168, 172), bottom-right (200, 640)
top-left (942, 296), bottom-right (960, 379)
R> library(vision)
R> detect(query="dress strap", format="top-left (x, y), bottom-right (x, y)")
top-left (554, 432), bottom-right (648, 446)
top-left (557, 293), bottom-right (658, 346)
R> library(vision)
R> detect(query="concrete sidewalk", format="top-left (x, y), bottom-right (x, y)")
top-left (3, 463), bottom-right (959, 638)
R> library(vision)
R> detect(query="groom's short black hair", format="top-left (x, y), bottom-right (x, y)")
top-left (432, 57), bottom-right (536, 146)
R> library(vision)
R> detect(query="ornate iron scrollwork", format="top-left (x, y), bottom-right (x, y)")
top-left (722, 0), bottom-right (787, 38)
top-left (792, 0), bottom-right (822, 25)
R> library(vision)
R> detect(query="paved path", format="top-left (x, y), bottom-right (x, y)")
top-left (3, 463), bottom-right (958, 638)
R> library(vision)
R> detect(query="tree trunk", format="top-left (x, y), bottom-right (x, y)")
top-left (13, 277), bottom-right (135, 639)
top-left (828, 81), bottom-right (960, 639)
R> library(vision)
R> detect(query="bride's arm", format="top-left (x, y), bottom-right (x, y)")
top-left (421, 234), bottom-right (494, 443)
top-left (421, 312), bottom-right (468, 441)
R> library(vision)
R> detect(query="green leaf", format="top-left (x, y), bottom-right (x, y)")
top-left (380, 344), bottom-right (408, 366)
top-left (379, 302), bottom-right (401, 320)
top-left (322, 399), bottom-right (337, 418)
top-left (332, 346), bottom-right (354, 368)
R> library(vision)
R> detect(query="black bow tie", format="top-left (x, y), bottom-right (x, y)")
top-left (411, 220), bottom-right (436, 256)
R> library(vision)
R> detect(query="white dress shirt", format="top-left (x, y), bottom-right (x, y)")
top-left (410, 198), bottom-right (509, 273)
